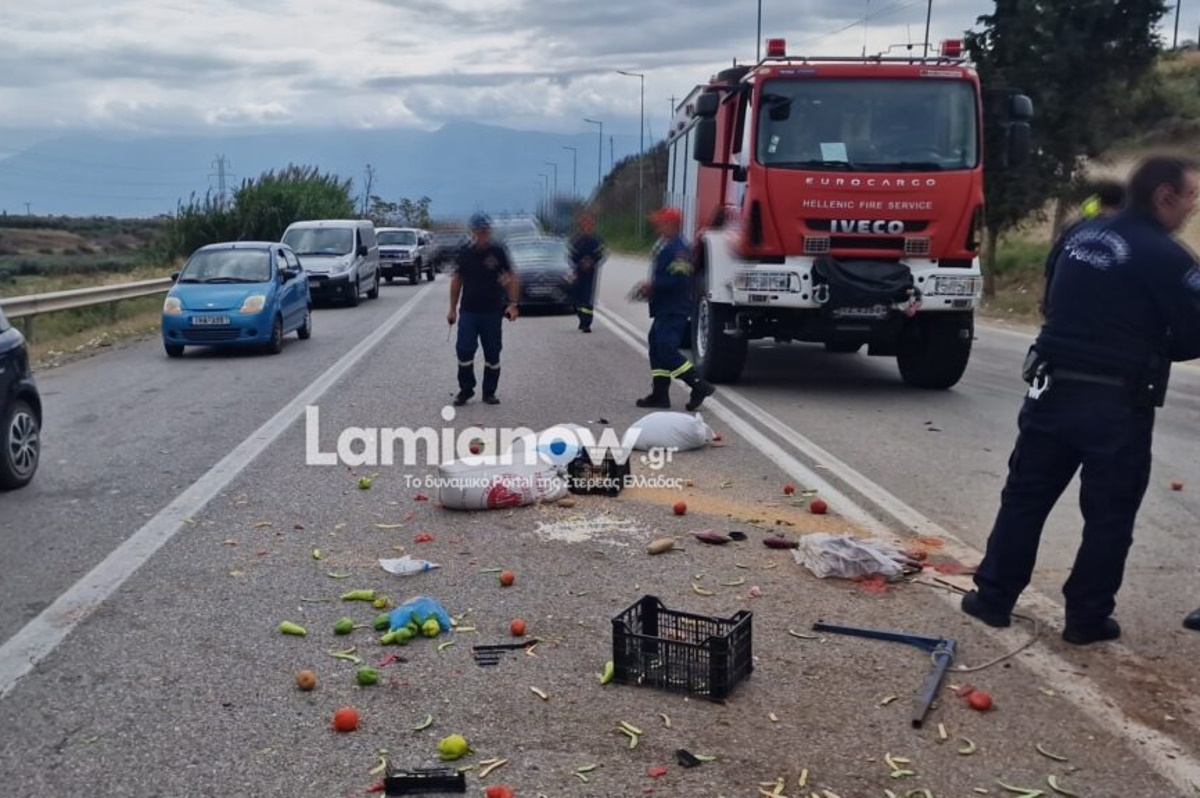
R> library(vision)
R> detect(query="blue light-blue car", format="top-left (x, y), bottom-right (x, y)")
top-left (161, 241), bottom-right (312, 358)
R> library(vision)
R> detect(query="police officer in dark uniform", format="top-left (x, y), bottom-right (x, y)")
top-left (447, 213), bottom-right (519, 406)
top-left (1040, 181), bottom-right (1127, 316)
top-left (962, 156), bottom-right (1200, 645)
top-left (632, 207), bottom-right (714, 410)
top-left (567, 212), bottom-right (606, 333)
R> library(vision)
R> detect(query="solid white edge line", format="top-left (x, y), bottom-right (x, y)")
top-left (596, 302), bottom-right (1200, 793)
top-left (0, 282), bottom-right (440, 700)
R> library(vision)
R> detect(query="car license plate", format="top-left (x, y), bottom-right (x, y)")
top-left (191, 314), bottom-right (230, 326)
top-left (527, 286), bottom-right (554, 296)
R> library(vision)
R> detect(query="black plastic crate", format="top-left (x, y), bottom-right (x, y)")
top-left (566, 447), bottom-right (631, 496)
top-left (611, 595), bottom-right (752, 701)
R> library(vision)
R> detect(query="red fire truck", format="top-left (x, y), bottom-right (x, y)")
top-left (665, 37), bottom-right (1032, 388)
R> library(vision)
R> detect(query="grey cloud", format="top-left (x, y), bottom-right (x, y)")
top-left (363, 67), bottom-right (604, 90)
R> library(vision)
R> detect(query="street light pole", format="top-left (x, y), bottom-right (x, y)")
top-left (543, 161), bottom-right (558, 232)
top-left (617, 70), bottom-right (645, 241)
top-left (562, 146), bottom-right (577, 199)
top-left (538, 173), bottom-right (548, 221)
top-left (583, 118), bottom-right (602, 190)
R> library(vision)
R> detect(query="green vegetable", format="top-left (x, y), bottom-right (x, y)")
top-left (599, 661), bottom-right (614, 685)
top-left (341, 589), bottom-right (376, 601)
top-left (374, 613), bottom-right (391, 631)
top-left (380, 630), bottom-right (398, 645)
top-left (356, 667), bottom-right (380, 686)
top-left (333, 617), bottom-right (355, 635)
top-left (279, 621), bottom-right (307, 636)
top-left (413, 714), bottom-right (434, 731)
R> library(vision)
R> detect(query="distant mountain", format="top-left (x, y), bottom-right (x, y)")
top-left (0, 122), bottom-right (645, 220)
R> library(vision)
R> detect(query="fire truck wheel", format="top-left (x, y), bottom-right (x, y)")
top-left (896, 312), bottom-right (973, 389)
top-left (693, 296), bottom-right (747, 383)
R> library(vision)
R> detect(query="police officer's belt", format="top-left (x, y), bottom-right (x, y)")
top-left (1051, 368), bottom-right (1125, 387)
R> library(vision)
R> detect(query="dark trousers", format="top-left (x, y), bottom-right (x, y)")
top-left (573, 274), bottom-right (596, 329)
top-left (648, 313), bottom-right (692, 378)
top-left (974, 380), bottom-right (1154, 625)
top-left (456, 311), bottom-right (502, 396)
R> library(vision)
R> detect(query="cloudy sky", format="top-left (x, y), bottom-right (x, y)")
top-left (0, 0), bottom-right (1191, 152)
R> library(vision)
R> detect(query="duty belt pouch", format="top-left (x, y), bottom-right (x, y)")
top-left (1021, 345), bottom-right (1043, 384)
top-left (812, 256), bottom-right (915, 312)
top-left (1131, 356), bottom-right (1169, 408)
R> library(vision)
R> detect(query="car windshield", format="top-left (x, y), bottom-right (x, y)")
top-left (756, 78), bottom-right (978, 171)
top-left (494, 219), bottom-right (539, 239)
top-left (509, 238), bottom-right (566, 264)
top-left (281, 227), bottom-right (354, 256)
top-left (378, 230), bottom-right (418, 246)
top-left (178, 249), bottom-right (272, 283)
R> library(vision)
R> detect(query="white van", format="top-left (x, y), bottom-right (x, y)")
top-left (280, 219), bottom-right (380, 306)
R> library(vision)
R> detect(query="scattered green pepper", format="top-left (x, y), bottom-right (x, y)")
top-left (341, 589), bottom-right (376, 601)
top-left (374, 613), bottom-right (391, 631)
top-left (356, 667), bottom-right (380, 686)
top-left (600, 661), bottom-right (614, 685)
top-left (279, 621), bottom-right (307, 636)
top-left (334, 617), bottom-right (355, 635)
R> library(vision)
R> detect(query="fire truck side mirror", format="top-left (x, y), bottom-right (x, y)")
top-left (694, 117), bottom-right (717, 164)
top-left (1007, 122), bottom-right (1032, 168)
top-left (1009, 93), bottom-right (1033, 121)
top-left (695, 92), bottom-right (720, 117)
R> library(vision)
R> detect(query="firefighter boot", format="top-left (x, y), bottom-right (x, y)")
top-left (636, 376), bottom-right (671, 408)
top-left (681, 371), bottom-right (715, 411)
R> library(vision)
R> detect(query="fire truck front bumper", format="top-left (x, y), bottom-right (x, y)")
top-left (721, 258), bottom-right (982, 314)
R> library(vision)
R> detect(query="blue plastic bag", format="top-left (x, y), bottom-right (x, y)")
top-left (389, 596), bottom-right (453, 632)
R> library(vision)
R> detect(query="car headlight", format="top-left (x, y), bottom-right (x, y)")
top-left (340, 258), bottom-right (355, 272)
top-left (239, 294), bottom-right (267, 314)
top-left (163, 296), bottom-right (182, 315)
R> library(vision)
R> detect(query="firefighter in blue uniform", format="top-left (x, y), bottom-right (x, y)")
top-left (567, 212), bottom-right (605, 332)
top-left (632, 207), bottom-right (715, 410)
top-left (961, 156), bottom-right (1200, 644)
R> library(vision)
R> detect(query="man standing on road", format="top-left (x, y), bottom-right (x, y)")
top-left (567, 212), bottom-right (606, 333)
top-left (447, 213), bottom-right (519, 406)
top-left (962, 156), bottom-right (1200, 645)
top-left (631, 207), bottom-right (714, 411)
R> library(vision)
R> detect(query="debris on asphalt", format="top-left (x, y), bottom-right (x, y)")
top-left (295, 670), bottom-right (316, 690)
top-left (379, 555), bottom-right (440, 576)
top-left (793, 533), bottom-right (922, 580)
top-left (693, 530), bottom-right (730, 545)
top-left (646, 536), bottom-right (679, 555)
top-left (278, 621), bottom-right (307, 636)
top-left (437, 733), bottom-right (471, 761)
top-left (331, 707), bottom-right (359, 732)
top-left (341, 589), bottom-right (377, 601)
top-left (1036, 743), bottom-right (1069, 762)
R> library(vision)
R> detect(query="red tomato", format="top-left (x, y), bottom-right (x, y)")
top-left (968, 691), bottom-right (993, 711)
top-left (673, 501), bottom-right (687, 515)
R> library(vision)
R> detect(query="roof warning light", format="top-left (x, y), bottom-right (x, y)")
top-left (766, 38), bottom-right (787, 58)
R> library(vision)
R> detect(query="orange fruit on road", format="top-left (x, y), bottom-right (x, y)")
top-left (499, 570), bottom-right (515, 587)
top-left (295, 670), bottom-right (316, 691)
top-left (673, 501), bottom-right (687, 515)
top-left (510, 619), bottom-right (526, 636)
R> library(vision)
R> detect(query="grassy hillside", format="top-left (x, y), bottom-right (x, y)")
top-left (588, 142), bottom-right (667, 251)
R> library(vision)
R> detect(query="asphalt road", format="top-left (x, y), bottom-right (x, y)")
top-left (0, 260), bottom-right (1198, 797)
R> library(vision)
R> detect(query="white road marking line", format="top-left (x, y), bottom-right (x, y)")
top-left (597, 303), bottom-right (1200, 793)
top-left (0, 284), bottom-right (439, 701)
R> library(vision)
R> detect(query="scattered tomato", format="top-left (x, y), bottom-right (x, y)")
top-left (967, 691), bottom-right (993, 711)
top-left (673, 501), bottom-right (687, 515)
top-left (810, 498), bottom-right (828, 515)
top-left (783, 484), bottom-right (795, 495)
top-left (295, 670), bottom-right (316, 691)
top-left (1171, 480), bottom-right (1184, 491)
top-left (484, 786), bottom-right (514, 798)
top-left (414, 532), bottom-right (434, 543)
top-left (647, 766), bottom-right (668, 778)
top-left (510, 618), bottom-right (526, 636)
top-left (499, 570), bottom-right (515, 587)
top-left (332, 707), bottom-right (359, 732)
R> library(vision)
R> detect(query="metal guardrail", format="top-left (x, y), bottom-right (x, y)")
top-left (0, 278), bottom-right (173, 340)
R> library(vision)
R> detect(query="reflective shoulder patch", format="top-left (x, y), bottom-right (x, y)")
top-left (1183, 266), bottom-right (1200, 293)
top-left (668, 258), bottom-right (692, 275)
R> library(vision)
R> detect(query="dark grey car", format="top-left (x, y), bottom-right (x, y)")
top-left (0, 304), bottom-right (41, 489)
top-left (507, 236), bottom-right (573, 313)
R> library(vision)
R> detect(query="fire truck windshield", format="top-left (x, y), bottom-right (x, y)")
top-left (755, 78), bottom-right (978, 172)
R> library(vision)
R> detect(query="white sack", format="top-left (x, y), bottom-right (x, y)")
top-left (436, 458), bottom-right (568, 510)
top-left (627, 411), bottom-right (713, 452)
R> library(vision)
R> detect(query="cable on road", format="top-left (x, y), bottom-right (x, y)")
top-left (912, 577), bottom-right (1041, 673)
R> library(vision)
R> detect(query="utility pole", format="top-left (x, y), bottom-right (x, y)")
top-left (543, 161), bottom-right (558, 232)
top-left (617, 70), bottom-right (646, 241)
top-left (668, 96), bottom-right (676, 135)
top-left (562, 146), bottom-right (577, 199)
top-left (23, 202), bottom-right (31, 216)
top-left (923, 0), bottom-right (932, 57)
top-left (1174, 0), bottom-right (1182, 49)
top-left (610, 137), bottom-right (614, 170)
top-left (210, 155), bottom-right (232, 209)
top-left (757, 0), bottom-right (763, 61)
top-left (538, 173), bottom-right (548, 222)
top-left (362, 164), bottom-right (376, 216)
